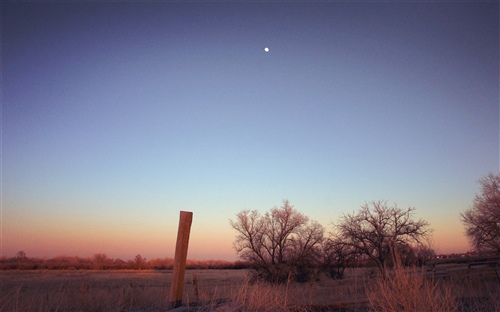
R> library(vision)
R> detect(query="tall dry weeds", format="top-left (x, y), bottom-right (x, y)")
top-left (233, 277), bottom-right (290, 311)
top-left (232, 275), bottom-right (315, 312)
top-left (367, 267), bottom-right (458, 312)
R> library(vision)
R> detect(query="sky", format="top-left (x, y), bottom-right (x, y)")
top-left (2, 2), bottom-right (499, 261)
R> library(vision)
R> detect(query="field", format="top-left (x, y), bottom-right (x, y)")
top-left (1, 266), bottom-right (499, 311)
top-left (0, 269), bottom-right (368, 311)
top-left (1, 270), bottom-right (249, 311)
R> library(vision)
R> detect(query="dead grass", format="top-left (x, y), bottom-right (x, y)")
top-left (232, 274), bottom-right (319, 311)
top-left (0, 269), bottom-right (370, 311)
top-left (1, 268), bottom-right (499, 311)
top-left (366, 268), bottom-right (457, 312)
top-left (365, 266), bottom-right (500, 312)
top-left (447, 267), bottom-right (500, 312)
top-left (0, 270), bottom-right (172, 311)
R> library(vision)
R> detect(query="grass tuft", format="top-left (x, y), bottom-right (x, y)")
top-left (367, 267), bottom-right (457, 312)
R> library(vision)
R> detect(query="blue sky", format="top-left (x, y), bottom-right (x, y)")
top-left (2, 2), bottom-right (498, 260)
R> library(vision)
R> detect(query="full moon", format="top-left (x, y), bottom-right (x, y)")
top-left (264, 47), bottom-right (269, 52)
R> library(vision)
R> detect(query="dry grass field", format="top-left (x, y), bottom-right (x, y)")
top-left (1, 267), bottom-right (499, 311)
top-left (0, 269), bottom-right (246, 311)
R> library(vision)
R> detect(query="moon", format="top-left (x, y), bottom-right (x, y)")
top-left (264, 47), bottom-right (269, 52)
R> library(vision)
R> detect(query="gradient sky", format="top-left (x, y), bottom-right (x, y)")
top-left (2, 2), bottom-right (499, 261)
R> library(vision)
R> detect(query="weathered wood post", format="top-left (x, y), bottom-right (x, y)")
top-left (169, 211), bottom-right (193, 308)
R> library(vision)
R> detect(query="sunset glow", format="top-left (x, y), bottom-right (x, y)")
top-left (2, 2), bottom-right (498, 261)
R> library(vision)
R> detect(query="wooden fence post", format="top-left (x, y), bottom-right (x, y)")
top-left (169, 211), bottom-right (193, 308)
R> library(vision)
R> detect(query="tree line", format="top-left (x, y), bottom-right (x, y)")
top-left (0, 253), bottom-right (248, 271)
top-left (230, 199), bottom-right (433, 283)
top-left (230, 173), bottom-right (500, 283)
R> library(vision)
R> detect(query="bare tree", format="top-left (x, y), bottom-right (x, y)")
top-left (92, 253), bottom-right (108, 270)
top-left (230, 209), bottom-right (267, 265)
top-left (288, 220), bottom-right (325, 282)
top-left (333, 200), bottom-right (431, 278)
top-left (230, 200), bottom-right (323, 283)
top-left (461, 173), bottom-right (500, 254)
top-left (413, 244), bottom-right (436, 267)
top-left (133, 254), bottom-right (147, 270)
top-left (321, 236), bottom-right (356, 280)
top-left (16, 250), bottom-right (27, 261)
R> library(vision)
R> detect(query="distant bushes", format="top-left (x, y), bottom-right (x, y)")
top-left (0, 254), bottom-right (251, 270)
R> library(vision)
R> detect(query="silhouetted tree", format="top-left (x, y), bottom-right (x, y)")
top-left (133, 254), bottom-right (147, 270)
top-left (321, 236), bottom-right (356, 279)
top-left (16, 251), bottom-right (27, 261)
top-left (332, 200), bottom-right (431, 278)
top-left (413, 244), bottom-right (436, 267)
top-left (461, 173), bottom-right (500, 254)
top-left (288, 220), bottom-right (325, 282)
top-left (92, 253), bottom-right (108, 270)
top-left (230, 200), bottom-right (324, 283)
